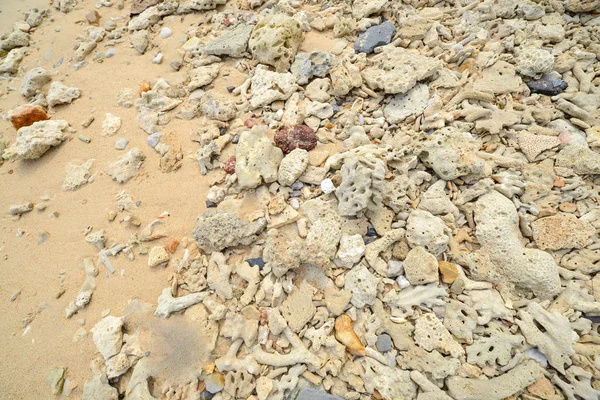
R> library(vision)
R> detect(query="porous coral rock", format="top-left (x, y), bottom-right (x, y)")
top-left (0, 48), bottom-right (27, 74)
top-left (102, 113), bottom-right (121, 137)
top-left (248, 15), bottom-right (304, 72)
top-left (466, 328), bottom-right (524, 368)
top-left (383, 283), bottom-right (447, 318)
top-left (235, 124), bottom-right (283, 189)
top-left (359, 357), bottom-right (417, 400)
top-left (405, 210), bottom-right (450, 257)
top-left (277, 148), bottom-right (309, 186)
top-left (472, 61), bottom-right (522, 94)
top-left (47, 81), bottom-right (81, 107)
top-left (91, 316), bottom-right (123, 360)
top-left (443, 299), bottom-right (477, 344)
top-left (403, 246), bottom-right (439, 285)
top-left (329, 59), bottom-right (362, 97)
top-left (193, 210), bottom-right (266, 253)
top-left (2, 120), bottom-right (69, 160)
top-left (361, 47), bottom-right (441, 94)
top-left (104, 148), bottom-right (146, 183)
top-left (446, 360), bottom-right (542, 400)
top-left (335, 153), bottom-right (386, 216)
top-left (555, 144), bottom-right (600, 175)
top-left (414, 312), bottom-right (465, 358)
top-left (418, 127), bottom-right (486, 180)
top-left (398, 345), bottom-right (460, 382)
top-left (517, 131), bottom-right (561, 162)
top-left (290, 51), bottom-right (335, 85)
top-left (516, 302), bottom-right (577, 374)
top-left (473, 190), bottom-right (561, 299)
top-left (249, 65), bottom-right (298, 109)
top-left (516, 46), bottom-right (554, 77)
top-left (187, 64), bottom-right (220, 91)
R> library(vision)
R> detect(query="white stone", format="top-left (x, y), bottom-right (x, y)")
top-left (335, 234), bottom-right (366, 268)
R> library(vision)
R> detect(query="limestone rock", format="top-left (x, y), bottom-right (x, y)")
top-left (91, 316), bottom-right (123, 360)
top-left (235, 125), bottom-right (283, 189)
top-left (63, 159), bottom-right (95, 191)
top-left (193, 209), bottom-right (266, 253)
top-left (354, 22), bottom-right (396, 54)
top-left (148, 246), bottom-right (170, 267)
top-left (290, 51), bottom-right (336, 85)
top-left (362, 47), bottom-right (441, 94)
top-left (555, 144), bottom-right (600, 174)
top-left (414, 313), bottom-right (464, 358)
top-left (20, 67), bottom-right (52, 98)
top-left (9, 105), bottom-right (49, 130)
top-left (0, 48), bottom-right (27, 74)
top-left (130, 29), bottom-right (150, 54)
top-left (204, 24), bottom-right (253, 57)
top-left (2, 120), bottom-right (69, 160)
top-left (404, 246), bottom-right (438, 285)
top-left (281, 281), bottom-right (316, 333)
top-left (0, 30), bottom-right (30, 51)
top-left (104, 148), bottom-right (146, 183)
top-left (248, 15), bottom-right (304, 72)
top-left (531, 213), bottom-right (594, 251)
top-left (344, 264), bottom-right (379, 308)
top-left (418, 127), bottom-right (485, 180)
top-left (566, 0), bottom-right (600, 12)
top-left (406, 210), bottom-right (449, 257)
top-left (250, 65), bottom-right (297, 109)
top-left (200, 93), bottom-right (238, 121)
top-left (334, 234), bottom-right (365, 269)
top-left (383, 83), bottom-right (429, 124)
top-left (278, 148), bottom-right (309, 186)
top-left (516, 46), bottom-right (554, 77)
top-left (473, 61), bottom-right (521, 94)
top-left (188, 64), bottom-right (220, 91)
top-left (47, 81), bottom-right (81, 107)
top-left (336, 153), bottom-right (386, 216)
top-left (329, 60), bottom-right (362, 96)
top-left (102, 113), bottom-right (121, 137)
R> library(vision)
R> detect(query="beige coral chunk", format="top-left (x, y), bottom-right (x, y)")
top-left (403, 246), bottom-right (439, 285)
top-left (517, 131), bottom-right (561, 162)
top-left (414, 313), bottom-right (464, 358)
top-left (334, 314), bottom-right (366, 356)
top-left (63, 159), bottom-right (95, 191)
top-left (281, 281), bottom-right (316, 333)
top-left (147, 246), bottom-right (169, 267)
top-left (531, 213), bottom-right (595, 251)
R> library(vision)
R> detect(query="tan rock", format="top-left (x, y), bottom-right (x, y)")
top-left (148, 246), bottom-right (170, 267)
top-left (517, 131), bottom-right (561, 162)
top-left (438, 261), bottom-right (459, 284)
top-left (527, 377), bottom-right (555, 399)
top-left (281, 281), bottom-right (316, 333)
top-left (404, 246), bottom-right (439, 285)
top-left (531, 213), bottom-right (595, 250)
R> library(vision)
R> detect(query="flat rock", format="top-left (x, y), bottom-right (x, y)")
top-left (281, 281), bottom-right (316, 333)
top-left (204, 24), bottom-right (253, 57)
top-left (297, 387), bottom-right (344, 400)
top-left (47, 81), bottom-right (81, 107)
top-left (531, 213), bottom-right (595, 250)
top-left (376, 333), bottom-right (393, 352)
top-left (354, 21), bottom-right (396, 54)
top-left (384, 83), bottom-right (429, 123)
top-left (9, 105), bottom-right (49, 130)
top-left (404, 246), bottom-right (439, 285)
top-left (104, 148), bottom-right (145, 183)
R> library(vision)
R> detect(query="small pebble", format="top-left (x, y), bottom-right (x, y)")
top-left (147, 132), bottom-right (162, 148)
top-left (159, 27), bottom-right (173, 39)
top-left (206, 200), bottom-right (217, 208)
top-left (153, 53), bottom-right (163, 64)
top-left (106, 48), bottom-right (116, 58)
top-left (114, 138), bottom-right (129, 150)
top-left (10, 291), bottom-right (21, 302)
top-left (290, 181), bottom-right (304, 190)
top-left (366, 227), bottom-right (378, 237)
top-left (375, 334), bottom-right (393, 352)
top-left (232, 135), bottom-right (240, 144)
top-left (290, 198), bottom-right (300, 209)
top-left (227, 86), bottom-right (235, 93)
top-left (78, 135), bottom-right (91, 143)
top-left (321, 178), bottom-right (335, 194)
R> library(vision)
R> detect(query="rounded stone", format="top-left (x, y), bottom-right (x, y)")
top-left (159, 27), bottom-right (173, 39)
top-left (376, 333), bottom-right (393, 352)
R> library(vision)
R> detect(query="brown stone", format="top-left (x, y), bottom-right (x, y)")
top-left (274, 125), bottom-right (317, 154)
top-left (166, 238), bottom-right (179, 253)
top-left (531, 213), bottom-right (595, 250)
top-left (527, 377), bottom-right (555, 400)
top-left (9, 105), bottom-right (49, 130)
top-left (85, 10), bottom-right (100, 25)
top-left (224, 156), bottom-right (236, 174)
top-left (438, 260), bottom-right (459, 284)
top-left (138, 81), bottom-right (151, 96)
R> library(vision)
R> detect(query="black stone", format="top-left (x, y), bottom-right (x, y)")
top-left (227, 85), bottom-right (235, 93)
top-left (245, 257), bottom-right (265, 269)
top-left (232, 135), bottom-right (240, 144)
top-left (366, 227), bottom-right (379, 237)
top-left (527, 79), bottom-right (568, 96)
top-left (354, 22), bottom-right (396, 54)
top-left (205, 200), bottom-right (217, 208)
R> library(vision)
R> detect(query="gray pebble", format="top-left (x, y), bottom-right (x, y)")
top-left (106, 48), bottom-right (116, 58)
top-left (375, 333), bottom-right (393, 352)
top-left (297, 388), bottom-right (344, 400)
top-left (114, 138), bottom-right (129, 150)
top-left (147, 132), bottom-right (162, 148)
top-left (354, 22), bottom-right (396, 54)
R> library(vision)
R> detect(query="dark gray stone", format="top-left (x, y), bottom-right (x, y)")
top-left (296, 387), bottom-right (344, 400)
top-left (527, 79), bottom-right (568, 96)
top-left (291, 51), bottom-right (336, 85)
top-left (354, 22), bottom-right (396, 54)
top-left (204, 24), bottom-right (253, 58)
top-left (376, 333), bottom-right (393, 352)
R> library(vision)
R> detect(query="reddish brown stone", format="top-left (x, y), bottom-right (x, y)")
top-left (85, 10), bottom-right (100, 25)
top-left (244, 118), bottom-right (260, 129)
top-left (274, 124), bottom-right (317, 154)
top-left (138, 81), bottom-right (151, 96)
top-left (224, 156), bottom-right (236, 174)
top-left (9, 105), bottom-right (49, 130)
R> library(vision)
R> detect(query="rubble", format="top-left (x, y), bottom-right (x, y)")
top-left (2, 120), bottom-right (69, 160)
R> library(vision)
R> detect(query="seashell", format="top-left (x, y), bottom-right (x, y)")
top-left (334, 314), bottom-right (366, 356)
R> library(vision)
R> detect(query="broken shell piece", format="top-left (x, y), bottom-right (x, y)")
top-left (334, 314), bottom-right (366, 356)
